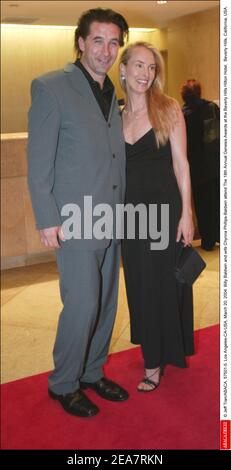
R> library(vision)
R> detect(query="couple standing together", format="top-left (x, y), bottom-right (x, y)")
top-left (28, 8), bottom-right (194, 418)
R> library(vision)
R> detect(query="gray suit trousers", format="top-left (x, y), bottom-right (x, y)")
top-left (48, 241), bottom-right (121, 394)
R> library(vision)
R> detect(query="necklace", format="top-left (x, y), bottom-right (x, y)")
top-left (123, 106), bottom-right (147, 120)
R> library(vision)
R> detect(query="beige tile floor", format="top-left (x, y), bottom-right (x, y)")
top-left (1, 241), bottom-right (219, 384)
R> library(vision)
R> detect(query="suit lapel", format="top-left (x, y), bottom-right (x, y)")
top-left (64, 63), bottom-right (114, 122)
top-left (108, 90), bottom-right (116, 123)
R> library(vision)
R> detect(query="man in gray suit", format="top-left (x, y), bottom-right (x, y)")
top-left (28, 8), bottom-right (129, 418)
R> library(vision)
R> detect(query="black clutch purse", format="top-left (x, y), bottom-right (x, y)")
top-left (175, 242), bottom-right (206, 285)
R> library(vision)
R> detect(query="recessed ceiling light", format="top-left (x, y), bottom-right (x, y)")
top-left (156, 1), bottom-right (168, 4)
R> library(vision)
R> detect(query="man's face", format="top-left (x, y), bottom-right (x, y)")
top-left (78, 22), bottom-right (121, 79)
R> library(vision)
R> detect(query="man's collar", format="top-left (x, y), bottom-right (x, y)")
top-left (74, 59), bottom-right (114, 92)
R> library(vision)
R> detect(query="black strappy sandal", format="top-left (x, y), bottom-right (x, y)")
top-left (137, 366), bottom-right (164, 393)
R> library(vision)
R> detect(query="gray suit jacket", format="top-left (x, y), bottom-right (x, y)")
top-left (28, 63), bottom-right (126, 249)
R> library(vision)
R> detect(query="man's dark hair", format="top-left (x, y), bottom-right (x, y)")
top-left (181, 79), bottom-right (202, 105)
top-left (75, 8), bottom-right (129, 57)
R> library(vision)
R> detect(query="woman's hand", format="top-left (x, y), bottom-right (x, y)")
top-left (176, 212), bottom-right (194, 246)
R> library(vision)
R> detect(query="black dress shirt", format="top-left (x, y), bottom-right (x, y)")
top-left (74, 59), bottom-right (114, 121)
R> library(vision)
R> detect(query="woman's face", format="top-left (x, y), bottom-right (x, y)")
top-left (121, 46), bottom-right (157, 95)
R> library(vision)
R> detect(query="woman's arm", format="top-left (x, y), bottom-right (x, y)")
top-left (169, 105), bottom-right (194, 246)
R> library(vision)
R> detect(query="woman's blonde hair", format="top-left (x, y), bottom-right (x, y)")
top-left (119, 41), bottom-right (180, 146)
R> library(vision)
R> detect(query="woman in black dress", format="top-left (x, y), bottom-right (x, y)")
top-left (119, 42), bottom-right (194, 391)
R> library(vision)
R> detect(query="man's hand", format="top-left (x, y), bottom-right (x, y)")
top-left (39, 226), bottom-right (65, 248)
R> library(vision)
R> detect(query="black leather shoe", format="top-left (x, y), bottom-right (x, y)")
top-left (201, 242), bottom-right (215, 251)
top-left (80, 377), bottom-right (129, 402)
top-left (48, 388), bottom-right (99, 417)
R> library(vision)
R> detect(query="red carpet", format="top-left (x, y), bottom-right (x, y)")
top-left (1, 325), bottom-right (219, 450)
